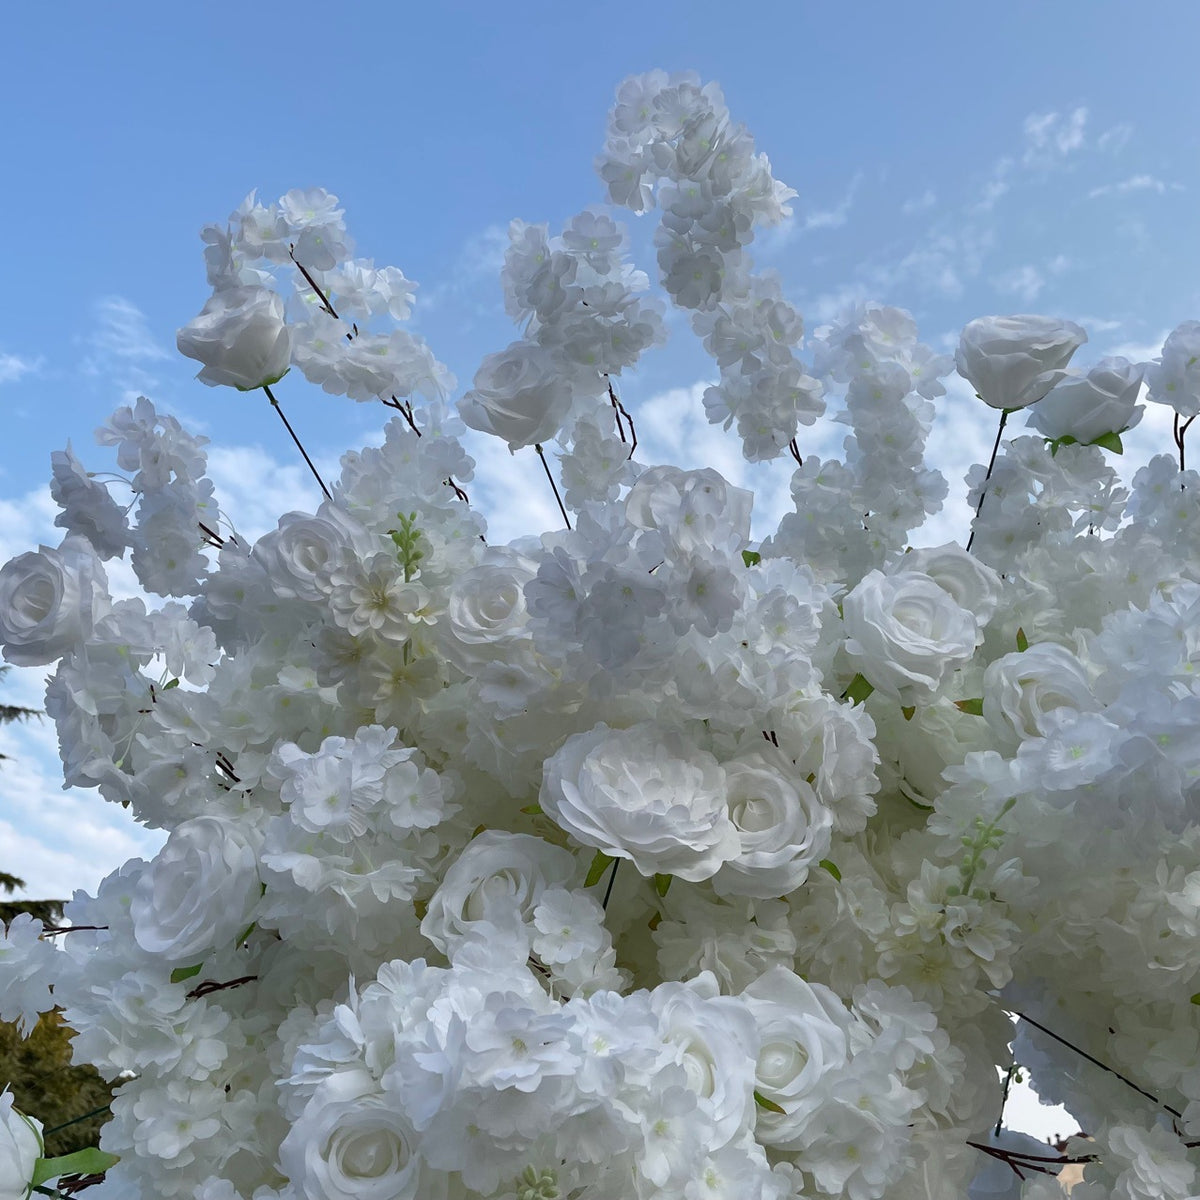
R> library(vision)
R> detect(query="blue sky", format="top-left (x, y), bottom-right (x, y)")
top-left (7, 0), bottom-right (1192, 1138)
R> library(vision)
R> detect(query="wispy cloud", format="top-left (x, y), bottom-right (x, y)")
top-left (416, 224), bottom-right (509, 317)
top-left (1097, 121), bottom-right (1133, 154)
top-left (901, 189), bottom-right (937, 216)
top-left (1088, 174), bottom-right (1182, 200)
top-left (81, 295), bottom-right (170, 401)
top-left (764, 173), bottom-right (862, 252)
top-left (992, 256), bottom-right (1069, 305)
top-left (1022, 107), bottom-right (1088, 165)
top-left (89, 296), bottom-right (169, 363)
top-left (0, 352), bottom-right (39, 386)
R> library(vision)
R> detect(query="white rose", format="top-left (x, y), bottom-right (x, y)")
top-left (419, 830), bottom-right (577, 955)
top-left (842, 570), bottom-right (979, 704)
top-left (458, 341), bottom-right (570, 449)
top-left (278, 1070), bottom-right (433, 1200)
top-left (983, 642), bottom-right (1098, 743)
top-left (741, 966), bottom-right (851, 1146)
top-left (0, 1087), bottom-right (42, 1200)
top-left (130, 815), bottom-right (262, 962)
top-left (1028, 356), bottom-right (1144, 444)
top-left (955, 314), bottom-right (1087, 410)
top-left (443, 550), bottom-right (536, 669)
top-left (0, 539), bottom-right (109, 666)
top-left (890, 542), bottom-right (1003, 626)
top-left (177, 285), bottom-right (292, 391)
top-left (711, 748), bottom-right (833, 899)
top-left (253, 509), bottom-right (364, 602)
top-left (540, 722), bottom-right (739, 882)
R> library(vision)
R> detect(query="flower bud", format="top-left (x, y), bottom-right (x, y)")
top-left (177, 285), bottom-right (292, 391)
top-left (956, 314), bottom-right (1087, 410)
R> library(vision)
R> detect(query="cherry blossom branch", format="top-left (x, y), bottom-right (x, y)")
top-left (1173, 411), bottom-right (1196, 474)
top-left (606, 375), bottom-right (637, 459)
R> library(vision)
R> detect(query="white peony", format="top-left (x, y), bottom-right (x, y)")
top-left (177, 285), bottom-right (293, 391)
top-left (540, 722), bottom-right (739, 882)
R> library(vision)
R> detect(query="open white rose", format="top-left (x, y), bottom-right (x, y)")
top-left (842, 570), bottom-right (979, 704)
top-left (890, 542), bottom-right (1002, 626)
top-left (458, 341), bottom-right (570, 449)
top-left (0, 1087), bottom-right (42, 1200)
top-left (177, 285), bottom-right (293, 391)
top-left (1028, 356), bottom-right (1144, 444)
top-left (279, 1070), bottom-right (429, 1200)
top-left (0, 538), bottom-right (109, 666)
top-left (956, 314), bottom-right (1087, 410)
top-left (130, 814), bottom-right (262, 962)
top-left (983, 641), bottom-right (1099, 743)
top-left (711, 748), bottom-right (833, 899)
top-left (540, 722), bottom-right (738, 882)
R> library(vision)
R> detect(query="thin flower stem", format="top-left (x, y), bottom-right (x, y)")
top-left (288, 246), bottom-right (339, 320)
top-left (535, 443), bottom-right (571, 530)
top-left (601, 858), bottom-right (620, 910)
top-left (260, 383), bottom-right (332, 502)
top-left (789, 438), bottom-right (803, 466)
top-left (1009, 1008), bottom-right (1182, 1119)
top-left (606, 375), bottom-right (637, 459)
top-left (966, 407), bottom-right (1009, 553)
top-left (1174, 411), bottom-right (1196, 475)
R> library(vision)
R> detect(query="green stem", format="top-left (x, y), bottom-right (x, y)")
top-left (261, 383), bottom-right (332, 502)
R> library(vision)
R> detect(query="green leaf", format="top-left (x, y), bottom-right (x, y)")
top-left (1015, 627), bottom-right (1029, 653)
top-left (584, 849), bottom-right (615, 889)
top-left (1191, 993), bottom-right (1200, 1005)
top-left (843, 673), bottom-right (875, 706)
top-left (818, 858), bottom-right (841, 882)
top-left (741, 549), bottom-right (762, 568)
top-left (170, 963), bottom-right (203, 984)
top-left (654, 873), bottom-right (673, 898)
top-left (754, 1090), bottom-right (786, 1114)
top-left (32, 1148), bottom-right (120, 1188)
top-left (162, 678), bottom-right (180, 690)
top-left (1090, 430), bottom-right (1124, 454)
top-left (235, 921), bottom-right (256, 948)
top-left (900, 705), bottom-right (916, 721)
top-left (955, 697), bottom-right (985, 716)
top-left (519, 803), bottom-right (542, 815)
top-left (1045, 434), bottom-right (1078, 458)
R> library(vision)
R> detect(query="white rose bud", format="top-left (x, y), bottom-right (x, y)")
top-left (0, 1087), bottom-right (43, 1200)
top-left (0, 539), bottom-right (109, 666)
top-left (956, 314), bottom-right (1087, 410)
top-left (177, 285), bottom-right (292, 391)
top-left (540, 722), bottom-right (739, 882)
top-left (458, 341), bottom-right (570, 449)
top-left (842, 570), bottom-right (979, 705)
top-left (1028, 357), bottom-right (1143, 444)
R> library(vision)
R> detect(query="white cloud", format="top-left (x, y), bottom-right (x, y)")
top-left (417, 224), bottom-right (509, 317)
top-left (993, 265), bottom-right (1046, 304)
top-left (0, 352), bottom-right (39, 386)
top-left (1088, 174), bottom-right (1181, 200)
top-left (81, 295), bottom-right (170, 402)
top-left (1097, 121), bottom-right (1133, 154)
top-left (764, 173), bottom-right (861, 253)
top-left (1022, 106), bottom-right (1088, 165)
top-left (88, 296), bottom-right (169, 363)
top-left (901, 189), bottom-right (936, 215)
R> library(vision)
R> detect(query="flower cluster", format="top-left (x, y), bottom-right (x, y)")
top-left (2, 72), bottom-right (1200, 1200)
